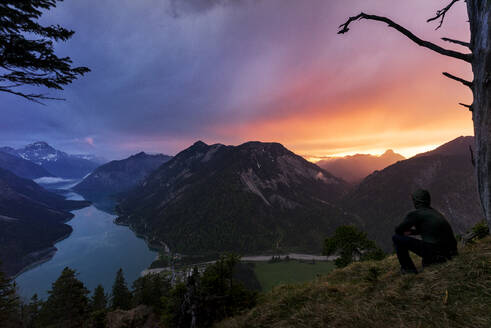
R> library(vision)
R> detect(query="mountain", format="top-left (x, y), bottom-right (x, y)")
top-left (13, 142), bottom-right (99, 178)
top-left (0, 150), bottom-right (54, 179)
top-left (414, 136), bottom-right (474, 158)
top-left (73, 152), bottom-right (172, 200)
top-left (317, 150), bottom-right (405, 183)
top-left (342, 136), bottom-right (482, 251)
top-left (0, 168), bottom-right (90, 277)
top-left (117, 141), bottom-right (355, 255)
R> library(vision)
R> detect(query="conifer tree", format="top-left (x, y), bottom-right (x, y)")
top-left (90, 285), bottom-right (107, 312)
top-left (22, 294), bottom-right (43, 328)
top-left (111, 268), bottom-right (132, 310)
top-left (39, 267), bottom-right (90, 328)
top-left (0, 0), bottom-right (90, 103)
top-left (0, 265), bottom-right (20, 327)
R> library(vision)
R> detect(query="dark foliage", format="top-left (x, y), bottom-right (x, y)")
top-left (20, 294), bottom-right (43, 328)
top-left (0, 0), bottom-right (90, 103)
top-left (161, 254), bottom-right (258, 328)
top-left (111, 268), bottom-right (132, 310)
top-left (323, 225), bottom-right (385, 268)
top-left (0, 263), bottom-right (21, 327)
top-left (90, 285), bottom-right (107, 312)
top-left (38, 267), bottom-right (90, 328)
top-left (472, 220), bottom-right (490, 240)
top-left (132, 273), bottom-right (172, 312)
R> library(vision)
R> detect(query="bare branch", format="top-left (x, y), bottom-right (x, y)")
top-left (0, 87), bottom-right (64, 104)
top-left (427, 0), bottom-right (461, 30)
top-left (442, 72), bottom-right (473, 87)
top-left (459, 103), bottom-right (473, 111)
top-left (338, 13), bottom-right (472, 63)
top-left (442, 37), bottom-right (471, 49)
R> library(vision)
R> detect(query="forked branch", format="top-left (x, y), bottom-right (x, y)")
top-left (427, 0), bottom-right (461, 29)
top-left (338, 13), bottom-right (472, 63)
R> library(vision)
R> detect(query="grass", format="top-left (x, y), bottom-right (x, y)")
top-left (252, 260), bottom-right (335, 291)
top-left (217, 236), bottom-right (491, 328)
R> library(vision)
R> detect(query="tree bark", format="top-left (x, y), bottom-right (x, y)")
top-left (467, 1), bottom-right (491, 227)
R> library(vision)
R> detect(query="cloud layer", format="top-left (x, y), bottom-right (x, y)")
top-left (0, 0), bottom-right (473, 159)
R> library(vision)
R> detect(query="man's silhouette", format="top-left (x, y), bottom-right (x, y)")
top-left (393, 189), bottom-right (457, 274)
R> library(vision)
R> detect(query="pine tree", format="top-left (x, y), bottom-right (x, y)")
top-left (90, 285), bottom-right (107, 312)
top-left (111, 268), bottom-right (132, 310)
top-left (21, 294), bottom-right (43, 328)
top-left (0, 0), bottom-right (90, 103)
top-left (0, 265), bottom-right (20, 327)
top-left (39, 267), bottom-right (90, 328)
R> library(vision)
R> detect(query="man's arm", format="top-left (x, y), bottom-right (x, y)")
top-left (395, 212), bottom-right (419, 235)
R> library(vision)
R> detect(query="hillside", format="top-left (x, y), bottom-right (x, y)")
top-left (0, 168), bottom-right (90, 277)
top-left (342, 136), bottom-right (483, 251)
top-left (0, 150), bottom-right (54, 179)
top-left (73, 152), bottom-right (172, 201)
top-left (117, 141), bottom-right (356, 255)
top-left (317, 149), bottom-right (405, 183)
top-left (218, 236), bottom-right (491, 328)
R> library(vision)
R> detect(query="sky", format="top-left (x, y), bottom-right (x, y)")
top-left (0, 0), bottom-right (474, 160)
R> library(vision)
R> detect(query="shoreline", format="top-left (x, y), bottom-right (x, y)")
top-left (114, 219), bottom-right (170, 252)
top-left (12, 228), bottom-right (73, 279)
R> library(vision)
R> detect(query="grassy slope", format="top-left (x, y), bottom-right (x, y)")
top-left (218, 237), bottom-right (491, 328)
top-left (252, 261), bottom-right (335, 292)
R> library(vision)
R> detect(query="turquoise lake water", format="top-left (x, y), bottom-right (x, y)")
top-left (15, 192), bottom-right (158, 300)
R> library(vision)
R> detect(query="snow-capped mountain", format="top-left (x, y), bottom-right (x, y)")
top-left (17, 142), bottom-right (67, 165)
top-left (8, 142), bottom-right (100, 178)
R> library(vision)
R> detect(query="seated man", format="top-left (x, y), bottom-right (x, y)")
top-left (393, 189), bottom-right (457, 274)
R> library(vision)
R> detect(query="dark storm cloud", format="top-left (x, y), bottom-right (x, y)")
top-left (168, 0), bottom-right (247, 17)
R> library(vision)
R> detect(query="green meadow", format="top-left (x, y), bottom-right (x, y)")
top-left (251, 260), bottom-right (335, 291)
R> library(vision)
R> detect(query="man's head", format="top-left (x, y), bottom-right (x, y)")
top-left (411, 189), bottom-right (431, 208)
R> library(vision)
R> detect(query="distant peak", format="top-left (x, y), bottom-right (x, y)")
top-left (28, 141), bottom-right (50, 148)
top-left (192, 140), bottom-right (208, 147)
top-left (383, 149), bottom-right (395, 155)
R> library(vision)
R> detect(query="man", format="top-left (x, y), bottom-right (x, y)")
top-left (393, 189), bottom-right (457, 274)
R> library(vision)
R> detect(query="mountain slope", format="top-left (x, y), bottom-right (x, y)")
top-left (317, 150), bottom-right (405, 183)
top-left (0, 168), bottom-right (90, 276)
top-left (14, 142), bottom-right (99, 178)
top-left (73, 152), bottom-right (172, 200)
top-left (0, 150), bottom-right (54, 179)
top-left (117, 141), bottom-right (355, 255)
top-left (342, 136), bottom-right (482, 251)
top-left (218, 237), bottom-right (491, 328)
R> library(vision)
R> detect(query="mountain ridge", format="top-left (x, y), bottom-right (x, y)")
top-left (317, 149), bottom-right (405, 183)
top-left (117, 140), bottom-right (355, 255)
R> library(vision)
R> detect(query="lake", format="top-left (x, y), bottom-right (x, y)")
top-left (15, 192), bottom-right (158, 300)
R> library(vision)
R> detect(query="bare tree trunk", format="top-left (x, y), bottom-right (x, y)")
top-left (467, 1), bottom-right (491, 226)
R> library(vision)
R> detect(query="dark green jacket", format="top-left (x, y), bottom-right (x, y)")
top-left (395, 206), bottom-right (457, 253)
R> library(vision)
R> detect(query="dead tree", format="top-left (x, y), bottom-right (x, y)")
top-left (339, 1), bottom-right (491, 228)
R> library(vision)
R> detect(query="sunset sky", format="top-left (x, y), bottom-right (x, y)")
top-left (0, 0), bottom-right (474, 160)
